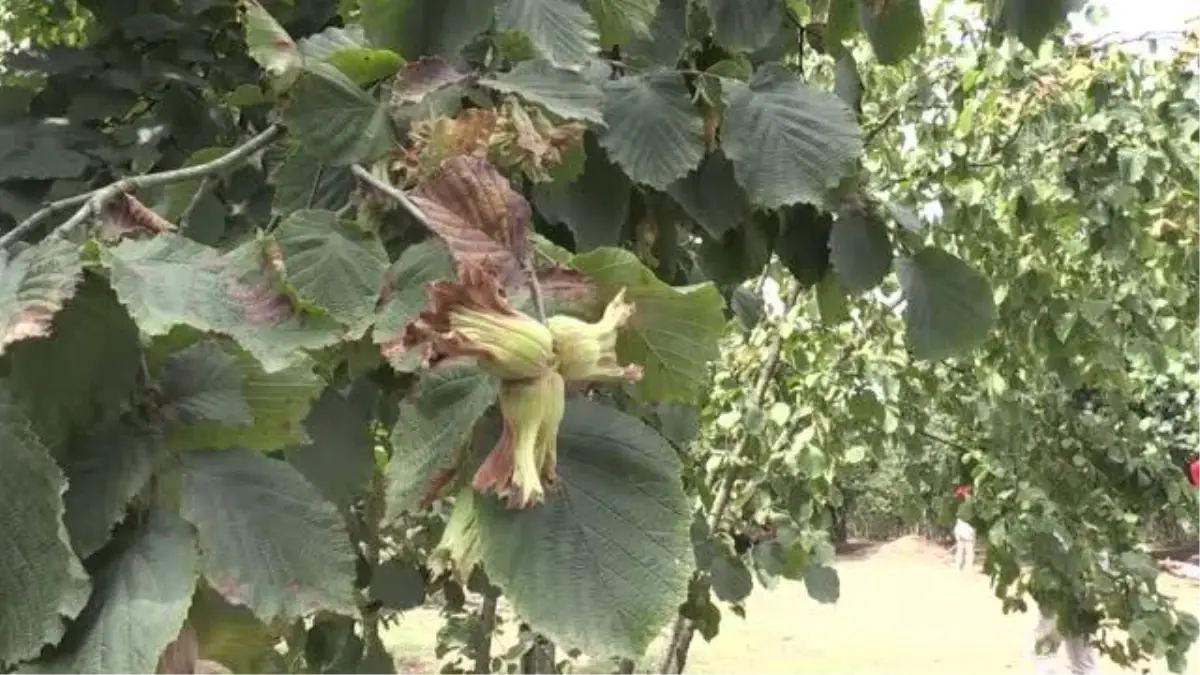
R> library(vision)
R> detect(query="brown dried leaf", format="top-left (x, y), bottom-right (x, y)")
top-left (100, 193), bottom-right (178, 241)
top-left (529, 265), bottom-right (603, 317)
top-left (155, 625), bottom-right (199, 674)
top-left (401, 262), bottom-right (521, 367)
top-left (0, 237), bottom-right (83, 356)
top-left (390, 57), bottom-right (468, 107)
top-left (409, 156), bottom-right (532, 286)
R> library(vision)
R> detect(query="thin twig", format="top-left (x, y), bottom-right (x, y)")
top-left (474, 593), bottom-right (499, 674)
top-left (1, 124), bottom-right (283, 248)
top-left (524, 264), bottom-right (548, 323)
top-left (658, 283), bottom-right (803, 674)
top-left (178, 176), bottom-right (214, 228)
top-left (350, 164), bottom-right (432, 228)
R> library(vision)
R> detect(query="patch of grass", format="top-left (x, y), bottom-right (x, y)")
top-left (383, 542), bottom-right (1200, 674)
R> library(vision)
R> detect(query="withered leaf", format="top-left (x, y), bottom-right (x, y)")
top-left (409, 156), bottom-right (532, 287)
top-left (390, 57), bottom-right (469, 107)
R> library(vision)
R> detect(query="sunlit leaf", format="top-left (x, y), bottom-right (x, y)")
top-left (165, 347), bottom-right (323, 452)
top-left (570, 248), bottom-right (725, 403)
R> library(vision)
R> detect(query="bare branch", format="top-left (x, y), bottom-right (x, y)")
top-left (350, 164), bottom-right (433, 229)
top-left (1, 124), bottom-right (284, 249)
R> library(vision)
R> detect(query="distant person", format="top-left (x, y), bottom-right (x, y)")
top-left (953, 484), bottom-right (976, 572)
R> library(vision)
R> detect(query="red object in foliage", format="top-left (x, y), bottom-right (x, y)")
top-left (955, 485), bottom-right (971, 500)
top-left (1189, 459), bottom-right (1199, 488)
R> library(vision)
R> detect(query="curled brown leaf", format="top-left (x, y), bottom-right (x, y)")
top-left (409, 156), bottom-right (532, 287)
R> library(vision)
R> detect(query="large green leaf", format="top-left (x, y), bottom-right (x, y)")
top-left (666, 150), bottom-right (751, 239)
top-left (570, 248), bottom-right (725, 403)
top-left (697, 217), bottom-right (772, 285)
top-left (626, 0), bottom-right (686, 66)
top-left (100, 234), bottom-right (342, 373)
top-left (274, 209), bottom-right (389, 328)
top-left (706, 0), bottom-right (784, 53)
top-left (360, 0), bottom-right (496, 60)
top-left (0, 237), bottom-right (82, 358)
top-left (533, 133), bottom-right (632, 251)
top-left (269, 144), bottom-right (353, 216)
top-left (180, 450), bottom-right (357, 621)
top-left (372, 240), bottom-right (456, 372)
top-left (775, 204), bottom-right (833, 287)
top-left (157, 341), bottom-right (253, 427)
top-left (479, 59), bottom-right (605, 124)
top-left (803, 564), bottom-right (840, 604)
top-left (857, 0), bottom-right (925, 65)
top-left (384, 360), bottom-right (498, 520)
top-left (285, 387), bottom-right (377, 508)
top-left (599, 71), bottom-right (704, 189)
top-left (720, 63), bottom-right (862, 209)
top-left (475, 398), bottom-right (691, 657)
top-left (496, 0), bottom-right (600, 68)
top-left (283, 62), bottom-right (393, 167)
top-left (61, 421), bottom-right (164, 559)
top-left (188, 588), bottom-right (285, 674)
top-left (0, 383), bottom-right (88, 665)
top-left (586, 0), bottom-right (657, 46)
top-left (990, 0), bottom-right (1082, 51)
top-left (828, 204), bottom-right (892, 292)
top-left (26, 512), bottom-right (198, 674)
top-left (7, 276), bottom-right (141, 451)
top-left (166, 347), bottom-right (324, 452)
top-left (896, 247), bottom-right (996, 361)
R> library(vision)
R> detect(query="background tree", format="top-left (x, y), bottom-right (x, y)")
top-left (0, 0), bottom-right (1193, 674)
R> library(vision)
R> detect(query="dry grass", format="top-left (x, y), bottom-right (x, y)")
top-left (381, 538), bottom-right (1200, 674)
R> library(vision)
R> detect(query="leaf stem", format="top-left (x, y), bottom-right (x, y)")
top-left (1, 124), bottom-right (283, 248)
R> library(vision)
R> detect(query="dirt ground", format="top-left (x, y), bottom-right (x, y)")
top-left (380, 537), bottom-right (1200, 674)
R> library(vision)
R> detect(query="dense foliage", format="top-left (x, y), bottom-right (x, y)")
top-left (0, 0), bottom-right (1193, 673)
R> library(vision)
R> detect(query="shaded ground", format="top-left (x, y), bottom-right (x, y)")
top-left (381, 537), bottom-right (1200, 674)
